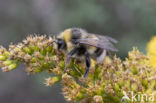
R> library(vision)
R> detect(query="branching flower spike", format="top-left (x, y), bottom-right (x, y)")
top-left (0, 35), bottom-right (156, 103)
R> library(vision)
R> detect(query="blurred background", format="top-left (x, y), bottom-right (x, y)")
top-left (0, 0), bottom-right (156, 103)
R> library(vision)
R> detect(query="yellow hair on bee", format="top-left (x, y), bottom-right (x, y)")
top-left (66, 42), bottom-right (74, 52)
top-left (62, 29), bottom-right (72, 42)
top-left (88, 46), bottom-right (97, 54)
top-left (60, 29), bottom-right (75, 52)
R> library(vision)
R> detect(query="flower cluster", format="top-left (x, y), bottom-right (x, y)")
top-left (0, 35), bottom-right (155, 103)
top-left (147, 36), bottom-right (156, 70)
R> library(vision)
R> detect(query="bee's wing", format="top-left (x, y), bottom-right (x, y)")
top-left (76, 38), bottom-right (118, 52)
top-left (94, 34), bottom-right (118, 44)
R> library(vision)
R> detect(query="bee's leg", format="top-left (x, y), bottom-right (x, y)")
top-left (84, 52), bottom-right (91, 78)
top-left (107, 51), bottom-right (114, 59)
top-left (64, 48), bottom-right (77, 71)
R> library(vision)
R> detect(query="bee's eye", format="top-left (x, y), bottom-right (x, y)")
top-left (57, 39), bottom-right (66, 50)
top-left (57, 39), bottom-right (63, 45)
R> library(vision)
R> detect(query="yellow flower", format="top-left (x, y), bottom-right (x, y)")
top-left (147, 36), bottom-right (156, 69)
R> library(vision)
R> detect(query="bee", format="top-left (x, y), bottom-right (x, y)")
top-left (53, 28), bottom-right (118, 78)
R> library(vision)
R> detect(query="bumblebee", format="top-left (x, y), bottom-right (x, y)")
top-left (55, 28), bottom-right (118, 78)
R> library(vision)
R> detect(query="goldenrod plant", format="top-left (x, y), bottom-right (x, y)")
top-left (147, 36), bottom-right (156, 70)
top-left (0, 35), bottom-right (155, 103)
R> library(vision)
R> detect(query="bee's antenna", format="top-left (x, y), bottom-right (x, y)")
top-left (44, 40), bottom-right (57, 50)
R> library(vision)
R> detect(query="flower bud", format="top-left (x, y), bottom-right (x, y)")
top-left (3, 60), bottom-right (13, 66)
top-left (58, 61), bottom-right (65, 69)
top-left (0, 55), bottom-right (7, 61)
top-left (23, 47), bottom-right (31, 54)
top-left (31, 57), bottom-right (37, 63)
top-left (45, 76), bottom-right (60, 86)
top-left (4, 51), bottom-right (10, 56)
top-left (76, 92), bottom-right (83, 100)
top-left (93, 95), bottom-right (103, 103)
top-left (8, 63), bottom-right (17, 70)
top-left (30, 45), bottom-right (39, 51)
top-left (33, 67), bottom-right (43, 73)
top-left (132, 66), bottom-right (138, 75)
top-left (131, 83), bottom-right (137, 92)
top-left (114, 83), bottom-right (120, 91)
top-left (141, 79), bottom-right (148, 89)
top-left (118, 80), bottom-right (124, 88)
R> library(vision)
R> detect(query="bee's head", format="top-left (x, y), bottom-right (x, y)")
top-left (56, 29), bottom-right (72, 50)
top-left (56, 38), bottom-right (67, 50)
top-left (56, 28), bottom-right (86, 50)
